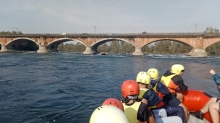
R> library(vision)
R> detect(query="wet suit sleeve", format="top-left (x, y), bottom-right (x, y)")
top-left (172, 76), bottom-right (188, 92)
top-left (157, 82), bottom-right (170, 95)
top-left (137, 102), bottom-right (152, 122)
top-left (212, 74), bottom-right (220, 86)
top-left (142, 89), bottom-right (161, 107)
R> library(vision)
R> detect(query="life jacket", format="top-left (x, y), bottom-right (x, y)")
top-left (123, 101), bottom-right (141, 123)
top-left (152, 82), bottom-right (164, 100)
top-left (138, 88), bottom-right (149, 99)
top-left (138, 88), bottom-right (164, 109)
top-left (161, 74), bottom-right (179, 93)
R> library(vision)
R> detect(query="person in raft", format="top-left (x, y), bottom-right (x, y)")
top-left (147, 68), bottom-right (189, 122)
top-left (161, 64), bottom-right (188, 102)
top-left (210, 69), bottom-right (220, 92)
top-left (121, 80), bottom-right (156, 123)
top-left (190, 69), bottom-right (220, 123)
top-left (89, 105), bottom-right (130, 123)
top-left (136, 72), bottom-right (184, 123)
top-left (102, 98), bottom-right (124, 111)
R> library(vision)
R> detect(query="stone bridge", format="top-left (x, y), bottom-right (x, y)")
top-left (0, 33), bottom-right (220, 57)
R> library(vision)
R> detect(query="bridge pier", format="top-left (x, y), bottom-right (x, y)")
top-left (37, 46), bottom-right (48, 53)
top-left (187, 48), bottom-right (208, 57)
top-left (132, 47), bottom-right (144, 56)
top-left (83, 46), bottom-right (96, 55)
top-left (0, 45), bottom-right (7, 52)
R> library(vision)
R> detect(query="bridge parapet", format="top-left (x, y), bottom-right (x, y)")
top-left (0, 32), bottom-right (215, 38)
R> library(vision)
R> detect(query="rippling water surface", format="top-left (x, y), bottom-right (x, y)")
top-left (0, 52), bottom-right (220, 123)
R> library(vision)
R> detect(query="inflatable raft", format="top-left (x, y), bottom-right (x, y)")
top-left (181, 89), bottom-right (220, 123)
top-left (90, 89), bottom-right (219, 123)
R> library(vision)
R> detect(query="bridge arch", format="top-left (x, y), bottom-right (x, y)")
top-left (142, 39), bottom-right (193, 48)
top-left (6, 38), bottom-right (39, 51)
top-left (204, 39), bottom-right (220, 49)
top-left (47, 38), bottom-right (86, 46)
top-left (141, 39), bottom-right (193, 55)
top-left (141, 38), bottom-right (194, 48)
top-left (91, 38), bottom-right (135, 52)
top-left (205, 40), bottom-right (220, 55)
top-left (47, 38), bottom-right (86, 52)
top-left (6, 38), bottom-right (39, 46)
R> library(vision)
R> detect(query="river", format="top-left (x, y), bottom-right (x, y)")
top-left (0, 52), bottom-right (220, 123)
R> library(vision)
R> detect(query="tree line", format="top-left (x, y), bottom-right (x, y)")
top-left (0, 31), bottom-right (23, 35)
top-left (58, 43), bottom-right (85, 52)
top-left (1, 27), bottom-right (220, 55)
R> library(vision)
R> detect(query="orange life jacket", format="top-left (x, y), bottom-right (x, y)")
top-left (161, 74), bottom-right (179, 94)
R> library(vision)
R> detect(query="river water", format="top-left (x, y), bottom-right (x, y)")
top-left (0, 52), bottom-right (220, 123)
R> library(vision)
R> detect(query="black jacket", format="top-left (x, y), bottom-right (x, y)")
top-left (163, 70), bottom-right (188, 92)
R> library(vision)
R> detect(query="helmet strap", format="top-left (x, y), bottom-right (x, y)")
top-left (123, 95), bottom-right (138, 103)
top-left (124, 98), bottom-right (136, 106)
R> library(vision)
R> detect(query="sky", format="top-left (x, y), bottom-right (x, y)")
top-left (0, 0), bottom-right (220, 34)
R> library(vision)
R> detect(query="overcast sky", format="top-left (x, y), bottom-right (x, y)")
top-left (0, 0), bottom-right (220, 34)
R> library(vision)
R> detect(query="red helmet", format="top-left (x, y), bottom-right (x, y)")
top-left (121, 80), bottom-right (140, 98)
top-left (102, 98), bottom-right (124, 111)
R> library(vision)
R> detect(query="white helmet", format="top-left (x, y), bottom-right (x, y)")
top-left (89, 105), bottom-right (129, 123)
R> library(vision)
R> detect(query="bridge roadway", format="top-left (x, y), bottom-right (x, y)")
top-left (0, 33), bottom-right (220, 57)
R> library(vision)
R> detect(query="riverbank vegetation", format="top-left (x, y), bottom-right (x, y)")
top-left (0, 31), bottom-right (23, 35)
top-left (1, 27), bottom-right (220, 55)
top-left (57, 41), bottom-right (192, 54)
